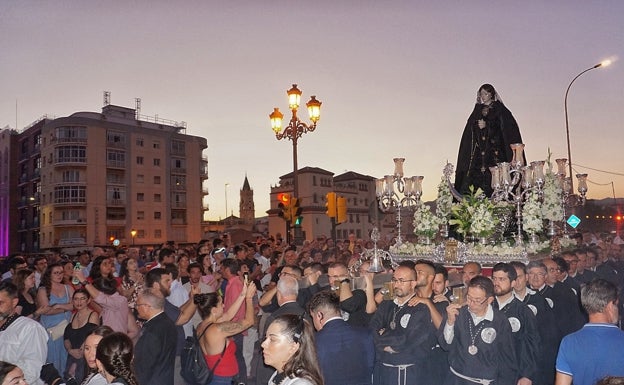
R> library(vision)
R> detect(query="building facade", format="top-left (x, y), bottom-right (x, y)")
top-left (267, 167), bottom-right (381, 242)
top-left (1, 104), bottom-right (208, 255)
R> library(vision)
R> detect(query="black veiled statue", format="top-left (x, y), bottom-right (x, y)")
top-left (454, 84), bottom-right (524, 197)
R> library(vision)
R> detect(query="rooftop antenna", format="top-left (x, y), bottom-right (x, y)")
top-left (103, 91), bottom-right (111, 106)
top-left (135, 98), bottom-right (141, 119)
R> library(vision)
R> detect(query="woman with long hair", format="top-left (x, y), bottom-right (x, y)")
top-left (61, 259), bottom-right (76, 287)
top-left (177, 252), bottom-right (191, 285)
top-left (0, 361), bottom-right (25, 385)
top-left (195, 282), bottom-right (256, 385)
top-left (95, 332), bottom-right (139, 385)
top-left (88, 257), bottom-right (116, 283)
top-left (261, 314), bottom-right (324, 385)
top-left (64, 289), bottom-right (100, 383)
top-left (13, 268), bottom-right (37, 318)
top-left (81, 326), bottom-right (114, 385)
top-left (37, 262), bottom-right (75, 374)
top-left (118, 258), bottom-right (143, 313)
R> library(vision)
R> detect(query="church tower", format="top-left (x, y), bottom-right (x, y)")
top-left (239, 175), bottom-right (255, 225)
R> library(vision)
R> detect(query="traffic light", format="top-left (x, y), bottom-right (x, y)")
top-left (336, 196), bottom-right (347, 224)
top-left (277, 193), bottom-right (292, 222)
top-left (291, 197), bottom-right (303, 226)
top-left (325, 192), bottom-right (336, 218)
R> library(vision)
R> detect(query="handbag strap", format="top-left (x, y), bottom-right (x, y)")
top-left (196, 324), bottom-right (227, 373)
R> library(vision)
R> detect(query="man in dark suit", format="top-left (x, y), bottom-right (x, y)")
top-left (309, 291), bottom-right (374, 385)
top-left (134, 289), bottom-right (177, 385)
top-left (256, 275), bottom-right (306, 385)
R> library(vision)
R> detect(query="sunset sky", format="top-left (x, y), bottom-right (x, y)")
top-left (2, 1), bottom-right (622, 219)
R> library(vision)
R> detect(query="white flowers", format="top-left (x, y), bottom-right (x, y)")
top-left (541, 164), bottom-right (564, 221)
top-left (522, 190), bottom-right (543, 235)
top-left (413, 201), bottom-right (442, 239)
top-left (470, 202), bottom-right (498, 237)
top-left (436, 177), bottom-right (453, 221)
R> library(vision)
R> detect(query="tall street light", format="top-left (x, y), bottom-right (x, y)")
top-left (130, 229), bottom-right (137, 245)
top-left (564, 59), bottom-right (611, 193)
top-left (269, 84), bottom-right (322, 199)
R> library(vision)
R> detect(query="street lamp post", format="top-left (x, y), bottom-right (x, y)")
top-left (270, 84), bottom-right (321, 244)
top-left (564, 59), bottom-right (611, 193)
top-left (270, 84), bottom-right (322, 199)
top-left (130, 229), bottom-right (137, 245)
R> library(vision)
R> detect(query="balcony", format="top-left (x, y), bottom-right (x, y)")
top-left (107, 140), bottom-right (127, 149)
top-left (106, 159), bottom-right (126, 169)
top-left (55, 137), bottom-right (87, 144)
top-left (107, 199), bottom-right (126, 206)
top-left (171, 167), bottom-right (186, 174)
top-left (55, 218), bottom-right (87, 226)
top-left (54, 157), bottom-right (87, 165)
top-left (172, 201), bottom-right (187, 209)
top-left (58, 237), bottom-right (86, 246)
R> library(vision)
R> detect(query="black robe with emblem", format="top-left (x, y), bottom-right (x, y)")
top-left (370, 300), bottom-right (435, 385)
top-left (438, 305), bottom-right (518, 385)
top-left (493, 297), bottom-right (540, 383)
top-left (518, 291), bottom-right (560, 385)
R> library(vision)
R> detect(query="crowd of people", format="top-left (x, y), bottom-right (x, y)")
top-left (1, 231), bottom-right (624, 385)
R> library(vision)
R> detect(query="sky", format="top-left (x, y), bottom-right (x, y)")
top-left (1, 1), bottom-right (622, 220)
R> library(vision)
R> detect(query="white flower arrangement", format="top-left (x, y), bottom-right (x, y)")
top-left (413, 201), bottom-right (442, 239)
top-left (389, 241), bottom-right (435, 255)
top-left (522, 190), bottom-right (543, 235)
top-left (436, 177), bottom-right (453, 221)
top-left (541, 162), bottom-right (564, 221)
top-left (469, 198), bottom-right (498, 238)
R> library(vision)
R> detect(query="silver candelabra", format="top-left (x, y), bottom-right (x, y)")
top-left (375, 158), bottom-right (423, 245)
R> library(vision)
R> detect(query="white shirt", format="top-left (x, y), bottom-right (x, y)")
top-left (0, 316), bottom-right (49, 385)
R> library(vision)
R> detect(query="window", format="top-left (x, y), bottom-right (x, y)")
top-left (107, 187), bottom-right (126, 205)
top-left (55, 126), bottom-right (87, 142)
top-left (107, 150), bottom-right (125, 167)
top-left (137, 174), bottom-right (144, 183)
top-left (54, 186), bottom-right (86, 204)
top-left (62, 170), bottom-right (80, 183)
top-left (137, 193), bottom-right (144, 201)
top-left (106, 131), bottom-right (126, 146)
top-left (107, 171), bottom-right (124, 184)
top-left (154, 176), bottom-right (161, 184)
top-left (137, 211), bottom-right (145, 220)
top-left (153, 158), bottom-right (161, 166)
top-left (154, 229), bottom-right (162, 238)
top-left (136, 156), bottom-right (144, 165)
top-left (106, 208), bottom-right (126, 221)
top-left (154, 193), bottom-right (161, 202)
top-left (154, 211), bottom-right (162, 220)
top-left (55, 146), bottom-right (86, 163)
top-left (171, 140), bottom-right (185, 155)
top-left (136, 138), bottom-right (144, 147)
top-left (153, 141), bottom-right (160, 149)
top-left (172, 175), bottom-right (185, 189)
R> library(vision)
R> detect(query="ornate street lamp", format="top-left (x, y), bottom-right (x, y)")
top-left (269, 84), bottom-right (321, 199)
top-left (130, 229), bottom-right (137, 245)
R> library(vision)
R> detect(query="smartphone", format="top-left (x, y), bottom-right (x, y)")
top-left (243, 272), bottom-right (249, 285)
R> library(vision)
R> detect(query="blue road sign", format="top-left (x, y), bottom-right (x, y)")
top-left (567, 215), bottom-right (581, 229)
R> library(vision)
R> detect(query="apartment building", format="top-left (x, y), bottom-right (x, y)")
top-left (0, 103), bottom-right (208, 254)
